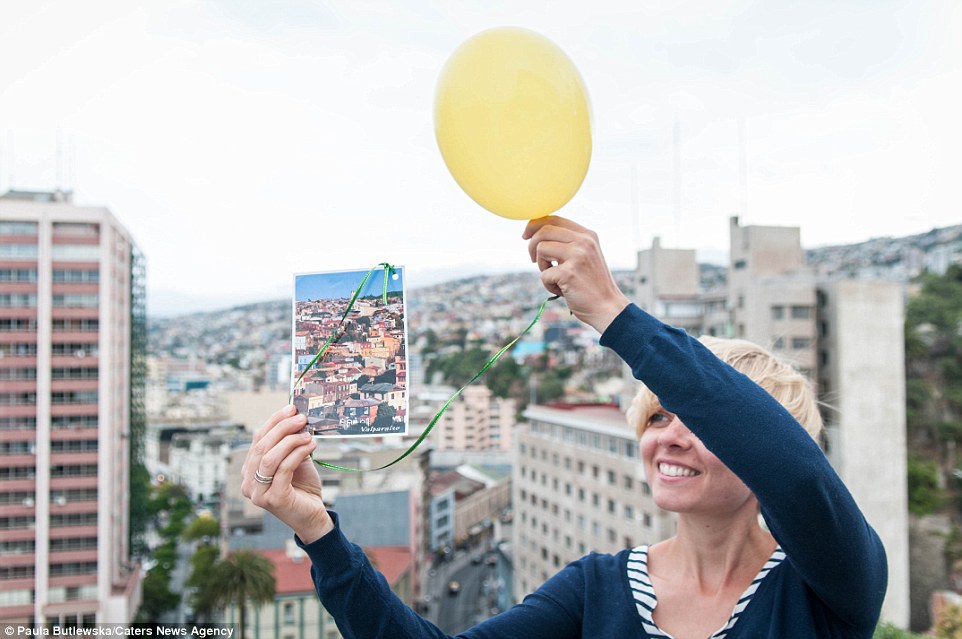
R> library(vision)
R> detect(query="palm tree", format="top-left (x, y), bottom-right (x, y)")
top-left (204, 550), bottom-right (276, 639)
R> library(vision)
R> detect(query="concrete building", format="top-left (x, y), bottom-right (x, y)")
top-left (816, 278), bottom-right (910, 627)
top-left (512, 403), bottom-right (672, 598)
top-left (0, 190), bottom-right (144, 625)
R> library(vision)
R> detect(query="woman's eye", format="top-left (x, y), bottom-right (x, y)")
top-left (648, 412), bottom-right (671, 427)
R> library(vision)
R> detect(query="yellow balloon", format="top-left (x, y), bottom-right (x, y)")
top-left (435, 27), bottom-right (592, 220)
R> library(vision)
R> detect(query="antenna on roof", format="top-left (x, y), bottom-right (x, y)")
top-left (7, 130), bottom-right (15, 190)
top-left (672, 119), bottom-right (682, 247)
top-left (56, 128), bottom-right (64, 192)
top-left (738, 117), bottom-right (748, 218)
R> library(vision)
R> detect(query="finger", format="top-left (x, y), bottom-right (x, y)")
top-left (257, 428), bottom-right (313, 479)
top-left (270, 438), bottom-right (318, 494)
top-left (539, 270), bottom-right (564, 298)
top-left (532, 238), bottom-right (573, 271)
top-left (246, 431), bottom-right (314, 501)
top-left (244, 412), bottom-right (307, 491)
top-left (527, 225), bottom-right (576, 264)
top-left (252, 404), bottom-right (298, 447)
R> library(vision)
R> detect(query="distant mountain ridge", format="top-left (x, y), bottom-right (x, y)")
top-left (148, 223), bottom-right (962, 351)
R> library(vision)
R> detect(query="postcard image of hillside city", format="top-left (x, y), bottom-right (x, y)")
top-left (291, 266), bottom-right (408, 437)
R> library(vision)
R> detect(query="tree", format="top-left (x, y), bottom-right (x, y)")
top-left (905, 265), bottom-right (962, 513)
top-left (181, 515), bottom-right (221, 543)
top-left (202, 550), bottom-right (276, 639)
top-left (138, 568), bottom-right (180, 620)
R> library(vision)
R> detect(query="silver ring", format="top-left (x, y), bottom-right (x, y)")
top-left (254, 469), bottom-right (274, 485)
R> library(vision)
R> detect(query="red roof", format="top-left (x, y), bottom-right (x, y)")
top-left (258, 545), bottom-right (411, 595)
top-left (364, 546), bottom-right (412, 586)
top-left (259, 548), bottom-right (315, 595)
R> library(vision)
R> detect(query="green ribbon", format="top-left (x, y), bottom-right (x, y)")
top-left (294, 263), bottom-right (558, 473)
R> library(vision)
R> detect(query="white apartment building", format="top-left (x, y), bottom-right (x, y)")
top-left (512, 404), bottom-right (673, 598)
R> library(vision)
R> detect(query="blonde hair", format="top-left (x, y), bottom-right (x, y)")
top-left (626, 335), bottom-right (823, 441)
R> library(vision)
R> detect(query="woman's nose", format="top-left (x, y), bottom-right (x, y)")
top-left (657, 415), bottom-right (694, 448)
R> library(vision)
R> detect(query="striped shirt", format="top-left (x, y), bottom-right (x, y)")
top-left (627, 545), bottom-right (787, 638)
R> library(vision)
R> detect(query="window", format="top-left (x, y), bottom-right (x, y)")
top-left (791, 305), bottom-right (812, 320)
top-left (0, 368), bottom-right (36, 381)
top-left (0, 294), bottom-right (37, 307)
top-left (0, 269), bottom-right (37, 282)
top-left (772, 337), bottom-right (785, 350)
top-left (52, 269), bottom-right (99, 283)
top-left (607, 470), bottom-right (616, 485)
top-left (52, 294), bottom-right (99, 308)
top-left (283, 602), bottom-right (295, 625)
top-left (53, 222), bottom-right (99, 237)
top-left (792, 337), bottom-right (812, 350)
top-left (0, 244), bottom-right (38, 259)
top-left (51, 368), bottom-right (98, 380)
top-left (624, 475), bottom-right (634, 490)
top-left (0, 221), bottom-right (38, 235)
top-left (0, 393), bottom-right (37, 406)
top-left (0, 417), bottom-right (36, 431)
top-left (0, 318), bottom-right (37, 332)
top-left (52, 391), bottom-right (98, 405)
top-left (52, 244), bottom-right (100, 261)
top-left (771, 305), bottom-right (784, 320)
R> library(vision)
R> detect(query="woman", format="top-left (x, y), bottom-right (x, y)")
top-left (242, 216), bottom-right (887, 638)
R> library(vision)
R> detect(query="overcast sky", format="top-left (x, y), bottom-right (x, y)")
top-left (1, 1), bottom-right (959, 316)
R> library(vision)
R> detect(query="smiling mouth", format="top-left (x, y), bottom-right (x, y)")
top-left (658, 462), bottom-right (700, 478)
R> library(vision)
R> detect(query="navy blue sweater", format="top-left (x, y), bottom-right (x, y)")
top-left (298, 304), bottom-right (887, 638)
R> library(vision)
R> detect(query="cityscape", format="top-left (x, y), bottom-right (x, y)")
top-left (3, 188), bottom-right (962, 636)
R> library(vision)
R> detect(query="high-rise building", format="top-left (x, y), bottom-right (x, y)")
top-left (0, 190), bottom-right (145, 625)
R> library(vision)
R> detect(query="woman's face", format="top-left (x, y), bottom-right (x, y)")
top-left (640, 408), bottom-right (756, 517)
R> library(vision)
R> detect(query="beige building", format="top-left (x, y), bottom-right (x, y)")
top-left (416, 384), bottom-right (516, 452)
top-left (0, 191), bottom-right (143, 625)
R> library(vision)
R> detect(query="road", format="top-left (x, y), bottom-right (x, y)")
top-left (437, 556), bottom-right (495, 634)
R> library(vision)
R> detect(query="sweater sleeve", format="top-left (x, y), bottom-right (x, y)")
top-left (599, 304), bottom-right (887, 631)
top-left (296, 511), bottom-right (584, 639)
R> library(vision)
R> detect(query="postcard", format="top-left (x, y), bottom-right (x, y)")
top-left (291, 266), bottom-right (408, 437)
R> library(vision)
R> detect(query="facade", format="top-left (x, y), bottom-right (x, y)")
top-left (512, 403), bottom-right (672, 598)
top-left (166, 424), bottom-right (247, 502)
top-left (0, 191), bottom-right (143, 625)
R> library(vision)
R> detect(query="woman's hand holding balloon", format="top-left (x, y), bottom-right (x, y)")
top-left (242, 405), bottom-right (334, 544)
top-left (523, 216), bottom-right (630, 334)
